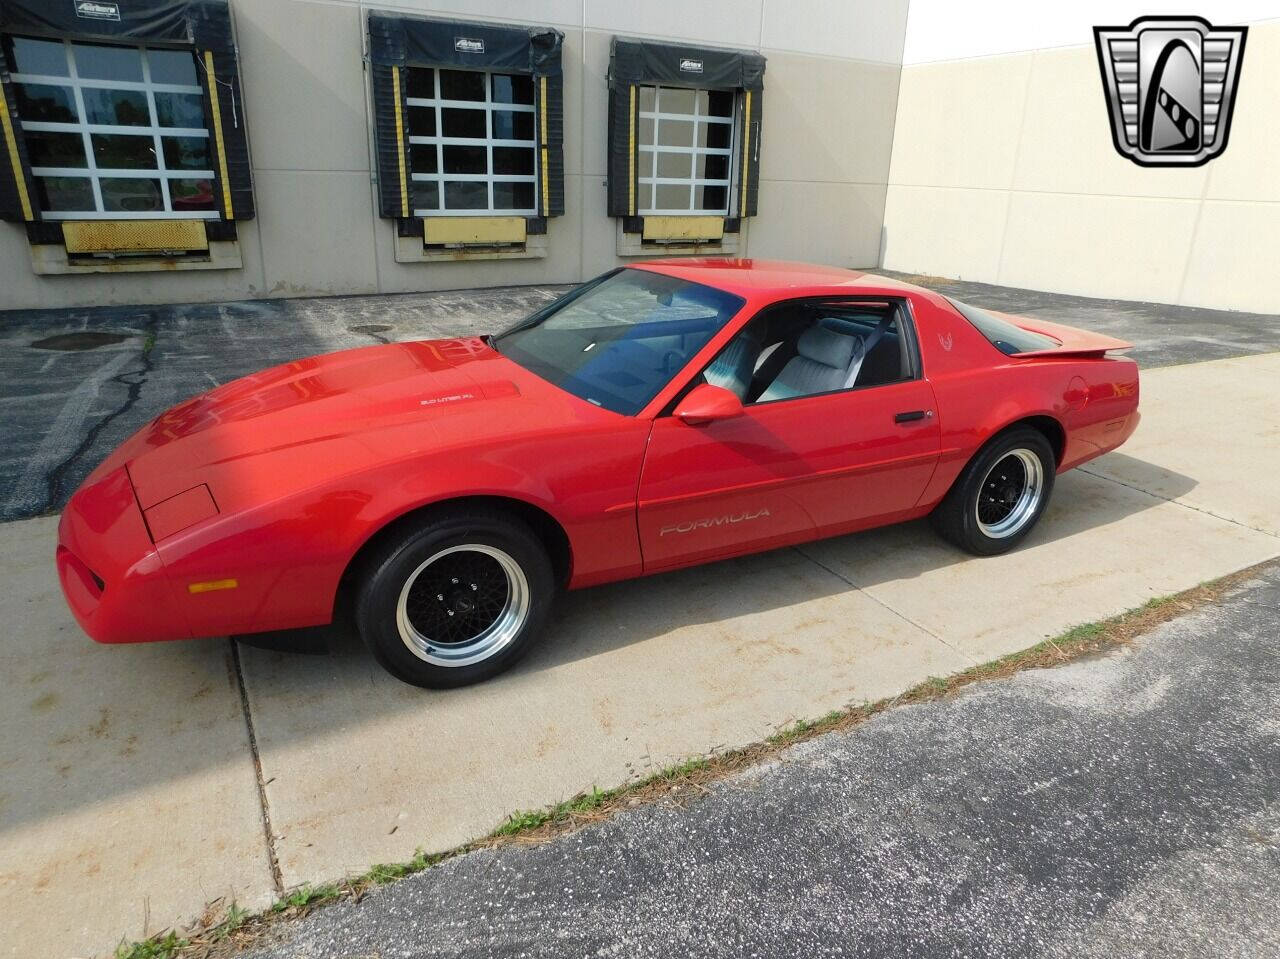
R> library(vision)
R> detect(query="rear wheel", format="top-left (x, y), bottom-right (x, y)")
top-left (355, 509), bottom-right (555, 688)
top-left (931, 426), bottom-right (1056, 556)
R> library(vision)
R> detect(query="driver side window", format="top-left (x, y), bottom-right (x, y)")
top-left (700, 300), bottom-right (914, 406)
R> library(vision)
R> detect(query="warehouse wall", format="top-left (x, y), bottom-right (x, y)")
top-left (0, 0), bottom-right (908, 310)
top-left (881, 1), bottom-right (1280, 313)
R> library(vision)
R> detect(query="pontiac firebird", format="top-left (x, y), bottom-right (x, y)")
top-left (56, 260), bottom-right (1140, 688)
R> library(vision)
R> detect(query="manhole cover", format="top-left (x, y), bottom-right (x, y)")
top-left (30, 331), bottom-right (130, 351)
top-left (348, 324), bottom-right (392, 335)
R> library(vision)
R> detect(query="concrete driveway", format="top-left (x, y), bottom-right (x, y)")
top-left (2, 281), bottom-right (1279, 957)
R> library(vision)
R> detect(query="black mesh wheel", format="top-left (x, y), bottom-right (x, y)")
top-left (356, 508), bottom-right (555, 688)
top-left (931, 426), bottom-right (1056, 557)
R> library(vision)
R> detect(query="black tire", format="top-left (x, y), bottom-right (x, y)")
top-left (355, 508), bottom-right (555, 688)
top-left (930, 426), bottom-right (1056, 556)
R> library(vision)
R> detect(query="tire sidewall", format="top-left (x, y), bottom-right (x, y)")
top-left (952, 428), bottom-right (1056, 555)
top-left (358, 514), bottom-right (554, 688)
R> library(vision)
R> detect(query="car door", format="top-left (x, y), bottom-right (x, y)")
top-left (635, 308), bottom-right (941, 572)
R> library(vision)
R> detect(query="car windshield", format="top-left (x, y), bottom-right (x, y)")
top-left (949, 298), bottom-right (1060, 355)
top-left (493, 269), bottom-right (745, 415)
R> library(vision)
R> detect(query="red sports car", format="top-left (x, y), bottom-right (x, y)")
top-left (56, 260), bottom-right (1140, 687)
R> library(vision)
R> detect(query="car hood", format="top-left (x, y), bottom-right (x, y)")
top-left (111, 337), bottom-right (611, 512)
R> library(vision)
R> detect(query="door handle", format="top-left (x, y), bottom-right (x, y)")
top-left (894, 410), bottom-right (932, 423)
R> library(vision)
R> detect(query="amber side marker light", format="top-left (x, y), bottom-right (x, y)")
top-left (188, 579), bottom-right (238, 594)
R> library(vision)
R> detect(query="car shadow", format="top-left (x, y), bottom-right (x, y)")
top-left (1077, 450), bottom-right (1201, 504)
top-left (1, 454), bottom-right (1200, 837)
top-left (272, 455), bottom-right (1198, 677)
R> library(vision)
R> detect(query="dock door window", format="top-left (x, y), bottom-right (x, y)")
top-left (637, 85), bottom-right (735, 216)
top-left (5, 36), bottom-right (216, 220)
top-left (405, 66), bottom-right (538, 216)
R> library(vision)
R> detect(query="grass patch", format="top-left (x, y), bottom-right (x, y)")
top-left (269, 884), bottom-right (341, 913)
top-left (113, 566), bottom-right (1256, 959)
top-left (116, 932), bottom-right (186, 959)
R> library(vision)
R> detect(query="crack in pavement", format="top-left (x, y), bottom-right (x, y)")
top-left (1079, 465), bottom-right (1280, 541)
top-left (6, 312), bottom-right (161, 517)
top-left (2, 347), bottom-right (134, 517)
top-left (230, 638), bottom-right (285, 897)
top-left (792, 544), bottom-right (977, 666)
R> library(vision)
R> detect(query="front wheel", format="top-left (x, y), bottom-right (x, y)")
top-left (930, 427), bottom-right (1056, 556)
top-left (355, 509), bottom-right (555, 688)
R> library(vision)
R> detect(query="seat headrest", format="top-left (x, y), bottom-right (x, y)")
top-left (796, 325), bottom-right (859, 369)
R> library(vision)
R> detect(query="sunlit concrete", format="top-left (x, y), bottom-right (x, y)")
top-left (239, 548), bottom-right (965, 888)
top-left (1084, 353), bottom-right (1280, 538)
top-left (0, 517), bottom-right (275, 959)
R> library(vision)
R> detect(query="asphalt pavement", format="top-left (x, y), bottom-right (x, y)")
top-left (4, 273), bottom-right (1280, 522)
top-left (878, 270), bottom-right (1280, 370)
top-left (244, 559), bottom-right (1280, 959)
top-left (0, 285), bottom-right (565, 521)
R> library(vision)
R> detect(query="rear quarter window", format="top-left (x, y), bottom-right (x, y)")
top-left (949, 299), bottom-right (1060, 355)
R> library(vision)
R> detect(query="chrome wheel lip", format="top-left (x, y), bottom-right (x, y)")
top-left (975, 448), bottom-right (1045, 539)
top-left (396, 544), bottom-right (529, 667)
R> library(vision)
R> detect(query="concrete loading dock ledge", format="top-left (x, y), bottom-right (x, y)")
top-left (2, 276), bottom-right (1279, 957)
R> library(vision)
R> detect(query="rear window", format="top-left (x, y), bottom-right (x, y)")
top-left (949, 299), bottom-right (1060, 355)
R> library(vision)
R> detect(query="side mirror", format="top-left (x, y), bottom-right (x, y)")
top-left (674, 383), bottom-right (745, 426)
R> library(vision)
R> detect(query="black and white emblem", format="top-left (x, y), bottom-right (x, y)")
top-left (1093, 16), bottom-right (1246, 167)
top-left (75, 0), bottom-right (121, 20)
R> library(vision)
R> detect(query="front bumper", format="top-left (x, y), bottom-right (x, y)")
top-left (56, 466), bottom-right (192, 644)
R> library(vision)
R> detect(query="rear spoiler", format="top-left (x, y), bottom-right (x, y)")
top-left (1000, 313), bottom-right (1133, 359)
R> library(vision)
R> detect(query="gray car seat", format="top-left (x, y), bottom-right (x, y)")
top-left (703, 330), bottom-right (762, 399)
top-left (756, 325), bottom-right (865, 403)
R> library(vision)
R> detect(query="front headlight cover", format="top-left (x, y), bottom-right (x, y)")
top-left (142, 484), bottom-right (219, 542)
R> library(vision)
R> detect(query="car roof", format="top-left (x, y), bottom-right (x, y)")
top-left (627, 258), bottom-right (930, 300)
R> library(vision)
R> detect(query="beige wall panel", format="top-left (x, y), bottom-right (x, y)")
top-left (998, 192), bottom-right (1200, 304)
top-left (888, 53), bottom-right (1032, 191)
top-left (254, 170), bottom-right (378, 296)
top-left (880, 184), bottom-right (1010, 281)
top-left (761, 0), bottom-right (909, 64)
top-left (234, 0), bottom-right (370, 173)
top-left (584, 0), bottom-right (764, 49)
top-left (760, 54), bottom-right (899, 186)
top-left (1011, 45), bottom-right (1206, 200)
top-left (581, 28), bottom-right (611, 177)
top-left (0, 225), bottom-right (45, 310)
top-left (1180, 201), bottom-right (1280, 313)
top-left (370, 0), bottom-right (584, 30)
top-left (747, 180), bottom-right (885, 267)
top-left (1204, 20), bottom-right (1280, 203)
top-left (0, 222), bottom-right (267, 311)
top-left (886, 33), bottom-right (1277, 309)
top-left (558, 29), bottom-right (585, 177)
top-left (579, 167), bottom-right (619, 278)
